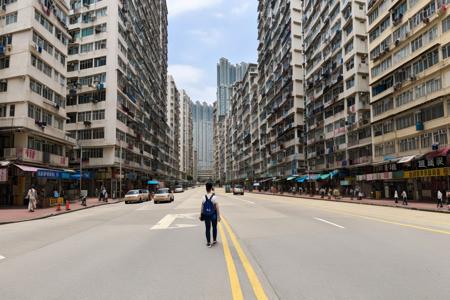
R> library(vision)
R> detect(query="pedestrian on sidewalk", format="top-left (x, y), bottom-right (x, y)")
top-left (437, 189), bottom-right (444, 208)
top-left (401, 190), bottom-right (408, 206)
top-left (26, 185), bottom-right (38, 212)
top-left (199, 182), bottom-right (221, 248)
top-left (394, 189), bottom-right (399, 204)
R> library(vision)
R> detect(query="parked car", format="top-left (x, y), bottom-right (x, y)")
top-left (154, 188), bottom-right (174, 204)
top-left (233, 185), bottom-right (244, 195)
top-left (225, 185), bottom-right (232, 193)
top-left (125, 189), bottom-right (150, 204)
top-left (174, 185), bottom-right (184, 193)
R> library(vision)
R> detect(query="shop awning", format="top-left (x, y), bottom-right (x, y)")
top-left (296, 177), bottom-right (306, 183)
top-left (0, 161), bottom-right (10, 167)
top-left (259, 178), bottom-right (273, 183)
top-left (319, 173), bottom-right (331, 180)
top-left (147, 180), bottom-right (160, 185)
top-left (398, 155), bottom-right (416, 164)
top-left (287, 176), bottom-right (297, 181)
top-left (14, 164), bottom-right (39, 172)
top-left (330, 170), bottom-right (340, 178)
top-left (425, 146), bottom-right (450, 159)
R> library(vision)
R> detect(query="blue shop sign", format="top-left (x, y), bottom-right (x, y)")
top-left (37, 169), bottom-right (60, 179)
top-left (70, 172), bottom-right (92, 179)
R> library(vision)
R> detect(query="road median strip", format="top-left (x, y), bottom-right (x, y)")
top-left (218, 222), bottom-right (244, 300)
top-left (222, 217), bottom-right (269, 300)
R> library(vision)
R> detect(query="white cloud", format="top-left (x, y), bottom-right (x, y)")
top-left (167, 0), bottom-right (222, 17)
top-left (231, 2), bottom-right (251, 16)
top-left (189, 28), bottom-right (223, 47)
top-left (168, 65), bottom-right (216, 104)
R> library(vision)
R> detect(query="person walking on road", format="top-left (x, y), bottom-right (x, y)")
top-left (199, 182), bottom-right (221, 248)
top-left (27, 185), bottom-right (38, 212)
top-left (437, 190), bottom-right (444, 208)
top-left (394, 189), bottom-right (399, 204)
top-left (401, 190), bottom-right (408, 206)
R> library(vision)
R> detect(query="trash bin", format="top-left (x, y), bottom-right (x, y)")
top-left (375, 191), bottom-right (382, 200)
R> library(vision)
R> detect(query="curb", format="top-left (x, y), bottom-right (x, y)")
top-left (249, 192), bottom-right (450, 214)
top-left (0, 199), bottom-right (124, 225)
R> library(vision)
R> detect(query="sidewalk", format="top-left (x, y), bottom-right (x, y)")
top-left (0, 198), bottom-right (123, 225)
top-left (250, 191), bottom-right (450, 214)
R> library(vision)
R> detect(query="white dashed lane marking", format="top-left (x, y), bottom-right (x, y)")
top-left (314, 217), bottom-right (345, 229)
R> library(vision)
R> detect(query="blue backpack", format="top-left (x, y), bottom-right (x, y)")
top-left (203, 195), bottom-right (216, 217)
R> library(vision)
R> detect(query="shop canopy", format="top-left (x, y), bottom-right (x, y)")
top-left (286, 175), bottom-right (298, 181)
top-left (319, 173), bottom-right (330, 180)
top-left (0, 161), bottom-right (10, 167)
top-left (398, 155), bottom-right (416, 164)
top-left (14, 164), bottom-right (40, 172)
top-left (147, 180), bottom-right (160, 185)
top-left (425, 146), bottom-right (450, 159)
top-left (259, 178), bottom-right (273, 183)
top-left (296, 176), bottom-right (306, 183)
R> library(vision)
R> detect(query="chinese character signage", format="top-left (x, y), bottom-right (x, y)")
top-left (417, 156), bottom-right (446, 168)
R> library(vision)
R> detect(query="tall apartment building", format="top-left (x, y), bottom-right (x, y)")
top-left (0, 0), bottom-right (74, 205)
top-left (167, 75), bottom-right (180, 180)
top-left (367, 0), bottom-right (450, 200)
top-left (65, 0), bottom-right (169, 195)
top-left (257, 0), bottom-right (305, 179)
top-left (179, 89), bottom-right (193, 180)
top-left (228, 64), bottom-right (259, 182)
top-left (214, 58), bottom-right (249, 183)
top-left (192, 101), bottom-right (213, 181)
top-left (304, 0), bottom-right (371, 182)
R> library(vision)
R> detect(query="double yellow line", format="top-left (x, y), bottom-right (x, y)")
top-left (218, 217), bottom-right (268, 300)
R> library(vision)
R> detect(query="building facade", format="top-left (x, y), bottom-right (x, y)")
top-left (167, 75), bottom-right (181, 180)
top-left (303, 0), bottom-right (371, 191)
top-left (179, 89), bottom-right (193, 180)
top-left (192, 101), bottom-right (213, 181)
top-left (65, 0), bottom-right (169, 196)
top-left (0, 0), bottom-right (74, 205)
top-left (366, 0), bottom-right (450, 200)
top-left (257, 0), bottom-right (306, 179)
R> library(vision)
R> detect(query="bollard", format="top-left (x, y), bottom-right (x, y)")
top-left (56, 202), bottom-right (61, 211)
top-left (65, 199), bottom-right (71, 210)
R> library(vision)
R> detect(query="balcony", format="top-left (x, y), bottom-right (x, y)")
top-left (4, 148), bottom-right (68, 168)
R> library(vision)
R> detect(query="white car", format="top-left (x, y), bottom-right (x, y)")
top-left (233, 185), bottom-right (244, 195)
top-left (174, 185), bottom-right (184, 193)
top-left (125, 189), bottom-right (150, 204)
top-left (154, 188), bottom-right (174, 204)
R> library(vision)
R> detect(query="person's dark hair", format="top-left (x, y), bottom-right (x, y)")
top-left (206, 182), bottom-right (213, 192)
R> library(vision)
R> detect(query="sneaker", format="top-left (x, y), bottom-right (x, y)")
top-left (212, 241), bottom-right (217, 245)
top-left (207, 243), bottom-right (212, 248)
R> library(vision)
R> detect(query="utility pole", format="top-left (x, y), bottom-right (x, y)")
top-left (79, 141), bottom-right (82, 197)
top-left (119, 142), bottom-right (122, 199)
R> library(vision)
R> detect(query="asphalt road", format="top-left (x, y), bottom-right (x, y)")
top-left (0, 187), bottom-right (449, 300)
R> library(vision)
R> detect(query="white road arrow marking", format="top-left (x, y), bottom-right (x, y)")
top-left (0, 255), bottom-right (5, 260)
top-left (151, 213), bottom-right (200, 230)
top-left (314, 217), bottom-right (345, 229)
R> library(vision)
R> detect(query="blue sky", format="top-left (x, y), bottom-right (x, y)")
top-left (167, 0), bottom-right (258, 104)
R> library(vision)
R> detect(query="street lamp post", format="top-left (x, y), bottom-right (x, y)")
top-left (79, 141), bottom-right (82, 197)
top-left (119, 142), bottom-right (122, 199)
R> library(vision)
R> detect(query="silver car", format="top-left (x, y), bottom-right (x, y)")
top-left (154, 188), bottom-right (174, 204)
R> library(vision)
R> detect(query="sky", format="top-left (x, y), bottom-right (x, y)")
top-left (167, 0), bottom-right (258, 105)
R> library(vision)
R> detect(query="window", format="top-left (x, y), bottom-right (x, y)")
top-left (67, 112), bottom-right (77, 123)
top-left (421, 102), bottom-right (444, 122)
top-left (393, 46), bottom-right (410, 65)
top-left (443, 43), bottom-right (450, 59)
top-left (9, 104), bottom-right (15, 117)
top-left (433, 129), bottom-right (448, 145)
top-left (373, 97), bottom-right (394, 116)
top-left (80, 59), bottom-right (93, 70)
top-left (371, 57), bottom-right (392, 77)
top-left (396, 114), bottom-right (415, 130)
top-left (94, 56), bottom-right (106, 67)
top-left (421, 132), bottom-right (432, 148)
top-left (0, 57), bottom-right (10, 69)
top-left (54, 117), bottom-right (63, 130)
top-left (80, 43), bottom-right (93, 53)
top-left (95, 39), bottom-right (107, 50)
top-left (0, 105), bottom-right (6, 117)
top-left (399, 136), bottom-right (420, 152)
top-left (443, 15), bottom-right (450, 32)
top-left (415, 77), bottom-right (442, 98)
top-left (92, 110), bottom-right (105, 120)
top-left (81, 27), bottom-right (94, 37)
top-left (412, 49), bottom-right (439, 75)
top-left (78, 111), bottom-right (91, 122)
top-left (28, 104), bottom-right (41, 121)
top-left (346, 76), bottom-right (355, 89)
top-left (395, 90), bottom-right (414, 107)
top-left (78, 129), bottom-right (92, 140)
top-left (35, 10), bottom-right (53, 33)
top-left (92, 128), bottom-right (104, 139)
top-left (5, 12), bottom-right (17, 25)
top-left (0, 80), bottom-right (8, 92)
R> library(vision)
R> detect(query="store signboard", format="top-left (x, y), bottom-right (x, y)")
top-left (37, 169), bottom-right (60, 179)
top-left (417, 156), bottom-right (446, 168)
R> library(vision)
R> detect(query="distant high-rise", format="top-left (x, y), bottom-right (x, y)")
top-left (192, 101), bottom-right (214, 181)
top-left (216, 58), bottom-right (248, 118)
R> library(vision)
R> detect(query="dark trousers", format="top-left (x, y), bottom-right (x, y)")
top-left (437, 198), bottom-right (443, 208)
top-left (402, 197), bottom-right (408, 205)
top-left (204, 215), bottom-right (217, 244)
